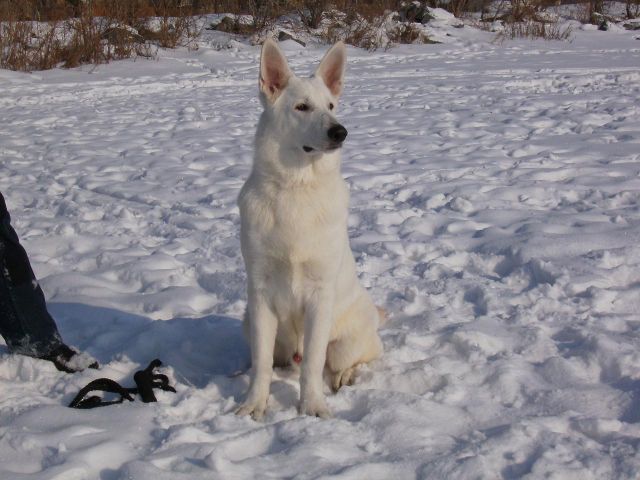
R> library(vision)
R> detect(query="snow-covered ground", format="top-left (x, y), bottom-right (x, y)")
top-left (1, 19), bottom-right (640, 479)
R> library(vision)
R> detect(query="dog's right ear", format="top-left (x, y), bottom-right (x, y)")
top-left (260, 39), bottom-right (291, 104)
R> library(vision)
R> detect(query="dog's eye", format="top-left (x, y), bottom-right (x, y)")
top-left (329, 103), bottom-right (334, 110)
top-left (295, 103), bottom-right (310, 112)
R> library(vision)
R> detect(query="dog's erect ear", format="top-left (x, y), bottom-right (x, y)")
top-left (260, 39), bottom-right (291, 103)
top-left (315, 41), bottom-right (346, 97)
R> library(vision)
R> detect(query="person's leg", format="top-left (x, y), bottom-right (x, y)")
top-left (0, 192), bottom-right (97, 372)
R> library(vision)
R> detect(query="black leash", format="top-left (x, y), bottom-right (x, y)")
top-left (69, 359), bottom-right (176, 409)
top-left (133, 358), bottom-right (175, 402)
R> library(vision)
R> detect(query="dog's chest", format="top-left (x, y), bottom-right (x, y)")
top-left (244, 178), bottom-right (349, 264)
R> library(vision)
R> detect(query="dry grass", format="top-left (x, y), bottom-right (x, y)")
top-left (335, 16), bottom-right (386, 50)
top-left (0, 0), bottom-right (200, 71)
top-left (387, 21), bottom-right (436, 45)
top-left (321, 10), bottom-right (389, 51)
top-left (320, 9), bottom-right (435, 51)
top-left (627, 0), bottom-right (640, 18)
top-left (2, 0), bottom-right (585, 70)
top-left (297, 0), bottom-right (330, 28)
top-left (474, 0), bottom-right (575, 42)
top-left (496, 20), bottom-right (573, 41)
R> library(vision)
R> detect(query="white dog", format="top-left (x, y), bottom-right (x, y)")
top-left (236, 39), bottom-right (384, 420)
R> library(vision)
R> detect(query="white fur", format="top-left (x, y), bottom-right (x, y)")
top-left (236, 40), bottom-right (384, 420)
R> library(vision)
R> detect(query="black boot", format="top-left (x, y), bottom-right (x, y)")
top-left (40, 344), bottom-right (99, 373)
top-left (0, 192), bottom-right (98, 373)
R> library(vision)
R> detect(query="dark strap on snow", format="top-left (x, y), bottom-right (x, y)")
top-left (133, 358), bottom-right (176, 403)
top-left (69, 359), bottom-right (175, 409)
top-left (68, 378), bottom-right (136, 409)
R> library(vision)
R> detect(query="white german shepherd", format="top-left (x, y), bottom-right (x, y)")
top-left (236, 39), bottom-right (384, 420)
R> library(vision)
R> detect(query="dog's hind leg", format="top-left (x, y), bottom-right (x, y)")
top-left (326, 298), bottom-right (383, 393)
top-left (326, 330), bottom-right (382, 392)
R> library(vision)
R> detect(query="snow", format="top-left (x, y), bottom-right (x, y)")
top-left (2, 20), bottom-right (640, 479)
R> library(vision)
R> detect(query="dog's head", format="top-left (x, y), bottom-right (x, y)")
top-left (259, 39), bottom-right (347, 155)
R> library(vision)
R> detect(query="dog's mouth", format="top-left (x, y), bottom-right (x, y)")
top-left (303, 143), bottom-right (343, 153)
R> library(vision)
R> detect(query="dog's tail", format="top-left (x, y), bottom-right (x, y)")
top-left (376, 306), bottom-right (388, 328)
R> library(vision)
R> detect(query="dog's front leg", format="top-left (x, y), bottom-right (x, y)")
top-left (236, 286), bottom-right (278, 421)
top-left (299, 288), bottom-right (334, 418)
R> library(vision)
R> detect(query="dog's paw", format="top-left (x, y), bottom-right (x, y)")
top-left (298, 396), bottom-right (332, 419)
top-left (331, 367), bottom-right (356, 393)
top-left (235, 399), bottom-right (268, 421)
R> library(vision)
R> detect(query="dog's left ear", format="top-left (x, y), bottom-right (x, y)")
top-left (315, 41), bottom-right (346, 98)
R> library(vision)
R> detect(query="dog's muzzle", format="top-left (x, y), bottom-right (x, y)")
top-left (303, 124), bottom-right (348, 153)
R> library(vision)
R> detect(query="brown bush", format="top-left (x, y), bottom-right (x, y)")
top-left (247, 0), bottom-right (287, 31)
top-left (61, 11), bottom-right (104, 68)
top-left (141, 4), bottom-right (201, 48)
top-left (296, 0), bottom-right (330, 28)
top-left (387, 22), bottom-right (425, 44)
top-left (0, 0), bottom-right (200, 71)
top-left (0, 2), bottom-right (70, 71)
top-left (337, 0), bottom-right (401, 21)
top-left (496, 19), bottom-right (573, 40)
top-left (321, 8), bottom-right (435, 51)
top-left (322, 10), bottom-right (387, 50)
top-left (2, 0), bottom-right (582, 69)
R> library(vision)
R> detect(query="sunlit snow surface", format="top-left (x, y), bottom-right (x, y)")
top-left (1, 22), bottom-right (640, 479)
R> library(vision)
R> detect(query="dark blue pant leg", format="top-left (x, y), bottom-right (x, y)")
top-left (0, 192), bottom-right (64, 357)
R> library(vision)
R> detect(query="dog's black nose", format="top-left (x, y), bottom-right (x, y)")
top-left (328, 124), bottom-right (348, 143)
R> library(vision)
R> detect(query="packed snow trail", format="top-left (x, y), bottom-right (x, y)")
top-left (1, 25), bottom-right (640, 479)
